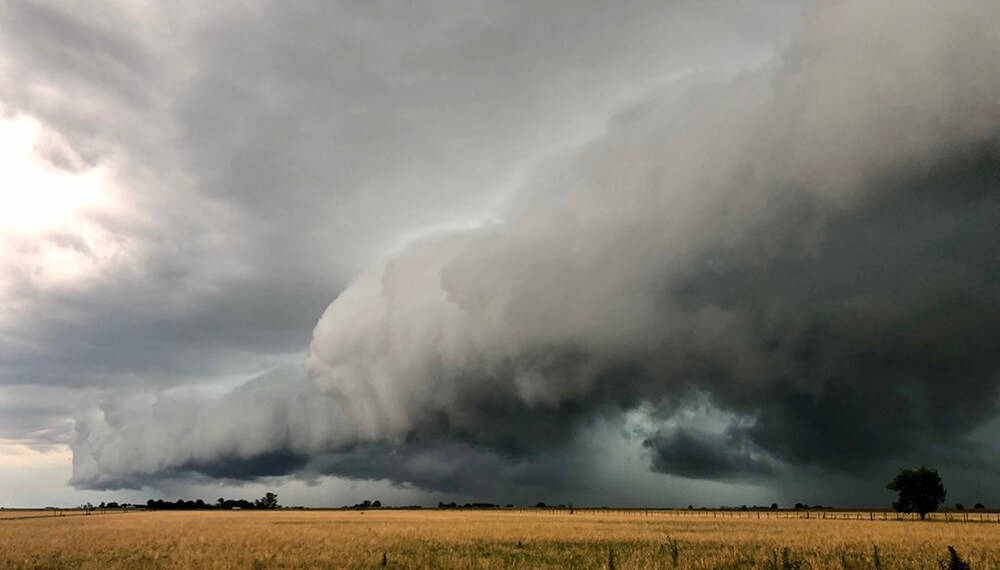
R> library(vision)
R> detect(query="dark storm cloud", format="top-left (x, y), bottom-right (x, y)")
top-left (8, 0), bottom-right (1000, 504)
top-left (299, 0), bottom-right (1000, 492)
top-left (670, 146), bottom-right (1000, 474)
top-left (299, 0), bottom-right (1000, 490)
top-left (178, 451), bottom-right (311, 481)
top-left (307, 441), bottom-right (596, 502)
top-left (0, 0), bottom-right (797, 392)
top-left (644, 428), bottom-right (773, 480)
top-left (68, 0), bottom-right (1000, 496)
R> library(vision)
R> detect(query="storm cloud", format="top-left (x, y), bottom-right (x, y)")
top-left (644, 427), bottom-right (774, 481)
top-left (63, 0), bottom-right (1000, 499)
top-left (0, 0), bottom-right (1000, 504)
top-left (295, 0), bottom-right (1000, 485)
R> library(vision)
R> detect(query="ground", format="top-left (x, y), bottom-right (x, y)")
top-left (1, 509), bottom-right (998, 569)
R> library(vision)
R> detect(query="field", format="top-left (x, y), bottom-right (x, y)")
top-left (1, 509), bottom-right (999, 569)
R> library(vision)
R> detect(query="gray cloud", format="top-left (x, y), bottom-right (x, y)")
top-left (0, 385), bottom-right (78, 445)
top-left (294, 0), bottom-right (1000, 486)
top-left (0, 0), bottom-right (796, 393)
top-left (644, 427), bottom-right (774, 481)
top-left (6, 0), bottom-right (1000, 505)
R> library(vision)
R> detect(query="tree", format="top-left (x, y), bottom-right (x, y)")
top-left (255, 492), bottom-right (279, 510)
top-left (886, 466), bottom-right (946, 520)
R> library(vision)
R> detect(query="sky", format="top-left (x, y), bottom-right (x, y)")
top-left (1, 0), bottom-right (998, 509)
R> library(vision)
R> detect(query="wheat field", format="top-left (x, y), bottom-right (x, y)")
top-left (1, 509), bottom-right (998, 569)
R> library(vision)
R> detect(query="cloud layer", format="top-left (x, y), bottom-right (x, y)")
top-left (62, 0), bottom-right (1000, 501)
top-left (301, 0), bottom-right (1000, 485)
top-left (0, 1), bottom-right (799, 505)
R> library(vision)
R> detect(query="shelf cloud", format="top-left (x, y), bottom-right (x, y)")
top-left (62, 0), bottom-right (1000, 501)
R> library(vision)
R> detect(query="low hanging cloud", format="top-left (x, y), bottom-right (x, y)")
top-left (71, 0), bottom-right (1000, 494)
top-left (643, 427), bottom-right (774, 481)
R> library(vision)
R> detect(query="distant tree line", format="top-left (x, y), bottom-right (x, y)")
top-left (437, 502), bottom-right (515, 509)
top-left (143, 492), bottom-right (279, 510)
top-left (342, 499), bottom-right (382, 510)
top-left (77, 466), bottom-right (990, 518)
top-left (338, 501), bottom-right (429, 510)
top-left (793, 503), bottom-right (835, 510)
top-left (684, 504), bottom-right (811, 511)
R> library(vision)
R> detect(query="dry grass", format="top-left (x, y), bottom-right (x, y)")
top-left (0, 509), bottom-right (82, 521)
top-left (0, 509), bottom-right (997, 569)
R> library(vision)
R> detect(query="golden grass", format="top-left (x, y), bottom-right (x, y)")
top-left (0, 509), bottom-right (80, 521)
top-left (1, 509), bottom-right (997, 569)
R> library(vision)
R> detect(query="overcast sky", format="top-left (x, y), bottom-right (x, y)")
top-left (2, 0), bottom-right (999, 509)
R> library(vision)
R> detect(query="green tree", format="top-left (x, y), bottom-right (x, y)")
top-left (886, 466), bottom-right (946, 520)
top-left (255, 492), bottom-right (279, 510)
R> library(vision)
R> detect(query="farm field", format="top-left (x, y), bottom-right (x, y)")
top-left (1, 509), bottom-right (998, 569)
top-left (0, 509), bottom-right (81, 521)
